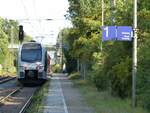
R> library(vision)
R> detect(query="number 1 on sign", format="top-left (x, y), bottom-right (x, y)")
top-left (104, 27), bottom-right (108, 37)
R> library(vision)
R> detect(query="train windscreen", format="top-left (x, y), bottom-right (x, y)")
top-left (21, 43), bottom-right (42, 62)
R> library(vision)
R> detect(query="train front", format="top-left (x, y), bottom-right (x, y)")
top-left (17, 42), bottom-right (47, 84)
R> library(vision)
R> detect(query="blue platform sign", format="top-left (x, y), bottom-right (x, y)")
top-left (117, 26), bottom-right (133, 41)
top-left (102, 26), bottom-right (116, 41)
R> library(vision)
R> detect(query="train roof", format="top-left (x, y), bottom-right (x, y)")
top-left (19, 42), bottom-right (45, 50)
top-left (22, 41), bottom-right (41, 45)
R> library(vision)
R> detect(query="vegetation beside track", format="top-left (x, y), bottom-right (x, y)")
top-left (25, 80), bottom-right (49, 113)
top-left (68, 72), bottom-right (80, 80)
top-left (59, 0), bottom-right (150, 111)
top-left (0, 70), bottom-right (16, 77)
top-left (73, 79), bottom-right (148, 113)
top-left (0, 18), bottom-right (31, 77)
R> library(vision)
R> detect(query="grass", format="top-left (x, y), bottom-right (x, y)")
top-left (26, 80), bottom-right (50, 113)
top-left (68, 72), bottom-right (80, 80)
top-left (73, 80), bottom-right (148, 113)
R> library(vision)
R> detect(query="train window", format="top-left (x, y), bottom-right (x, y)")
top-left (21, 43), bottom-right (42, 62)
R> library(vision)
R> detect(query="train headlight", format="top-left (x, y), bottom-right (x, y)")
top-left (39, 66), bottom-right (44, 70)
top-left (36, 65), bottom-right (44, 70)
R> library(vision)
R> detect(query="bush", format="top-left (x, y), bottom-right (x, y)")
top-left (88, 52), bottom-right (109, 91)
top-left (137, 73), bottom-right (150, 111)
top-left (92, 70), bottom-right (109, 91)
top-left (111, 57), bottom-right (131, 98)
top-left (137, 70), bottom-right (150, 111)
top-left (51, 64), bottom-right (61, 73)
top-left (68, 72), bottom-right (80, 80)
top-left (74, 79), bottom-right (88, 86)
top-left (137, 40), bottom-right (150, 111)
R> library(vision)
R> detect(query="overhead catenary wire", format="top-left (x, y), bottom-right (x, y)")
top-left (32, 0), bottom-right (43, 35)
top-left (20, 0), bottom-right (40, 35)
top-left (32, 0), bottom-right (53, 37)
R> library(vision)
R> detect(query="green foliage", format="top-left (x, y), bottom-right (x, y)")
top-left (60, 28), bottom-right (78, 73)
top-left (137, 38), bottom-right (150, 111)
top-left (64, 0), bottom-right (150, 111)
top-left (0, 18), bottom-right (32, 74)
top-left (137, 1), bottom-right (150, 111)
top-left (64, 49), bottom-right (77, 73)
top-left (0, 18), bottom-right (20, 73)
top-left (75, 80), bottom-right (148, 113)
top-left (68, 72), bottom-right (80, 80)
top-left (1, 19), bottom-right (19, 43)
top-left (87, 52), bottom-right (109, 91)
top-left (0, 25), bottom-right (10, 71)
top-left (111, 57), bottom-right (132, 98)
top-left (92, 70), bottom-right (109, 91)
top-left (66, 0), bottom-right (133, 96)
top-left (51, 64), bottom-right (61, 73)
top-left (26, 81), bottom-right (49, 113)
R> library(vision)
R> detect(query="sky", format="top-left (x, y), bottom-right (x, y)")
top-left (0, 0), bottom-right (72, 45)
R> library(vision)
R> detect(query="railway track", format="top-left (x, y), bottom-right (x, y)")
top-left (19, 91), bottom-right (34, 113)
top-left (0, 76), bottom-right (9, 81)
top-left (0, 86), bottom-right (38, 113)
top-left (0, 76), bottom-right (16, 84)
top-left (0, 87), bottom-right (22, 103)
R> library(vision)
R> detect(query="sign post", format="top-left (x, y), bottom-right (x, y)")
top-left (132, 0), bottom-right (137, 109)
top-left (101, 0), bottom-right (137, 110)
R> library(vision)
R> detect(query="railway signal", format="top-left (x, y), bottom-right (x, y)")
top-left (19, 25), bottom-right (24, 43)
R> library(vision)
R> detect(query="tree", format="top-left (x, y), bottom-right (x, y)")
top-left (64, 0), bottom-right (150, 110)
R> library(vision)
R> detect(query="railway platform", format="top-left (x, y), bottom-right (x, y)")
top-left (42, 73), bottom-right (93, 113)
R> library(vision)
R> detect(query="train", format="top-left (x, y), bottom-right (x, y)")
top-left (16, 41), bottom-right (50, 85)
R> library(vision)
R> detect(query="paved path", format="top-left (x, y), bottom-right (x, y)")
top-left (43, 73), bottom-right (93, 113)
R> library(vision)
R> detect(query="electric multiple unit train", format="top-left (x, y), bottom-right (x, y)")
top-left (16, 41), bottom-right (49, 84)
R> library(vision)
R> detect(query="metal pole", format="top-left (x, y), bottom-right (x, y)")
top-left (77, 59), bottom-right (80, 73)
top-left (101, 0), bottom-right (104, 51)
top-left (83, 63), bottom-right (86, 80)
top-left (110, 0), bottom-right (114, 25)
top-left (102, 0), bottom-right (104, 27)
top-left (11, 26), bottom-right (14, 51)
top-left (132, 0), bottom-right (137, 109)
top-left (61, 32), bottom-right (63, 72)
top-left (10, 26), bottom-right (14, 67)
